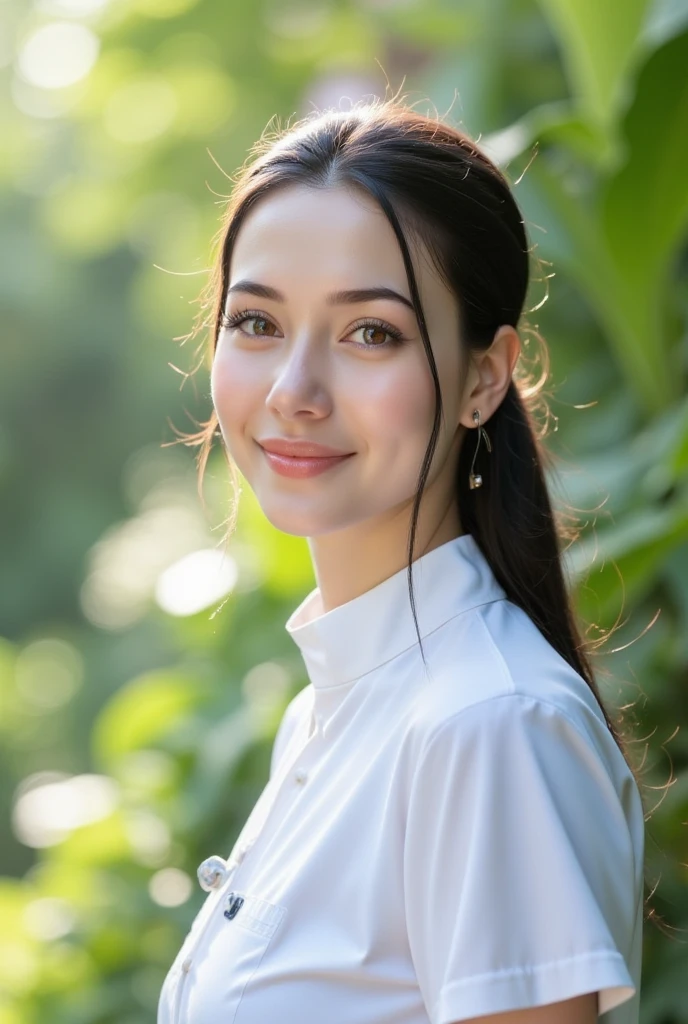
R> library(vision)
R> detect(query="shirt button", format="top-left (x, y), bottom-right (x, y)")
top-left (197, 855), bottom-right (230, 892)
top-left (294, 767), bottom-right (308, 785)
top-left (234, 838), bottom-right (253, 864)
top-left (181, 956), bottom-right (192, 973)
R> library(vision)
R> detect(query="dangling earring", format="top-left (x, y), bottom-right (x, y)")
top-left (469, 408), bottom-right (492, 489)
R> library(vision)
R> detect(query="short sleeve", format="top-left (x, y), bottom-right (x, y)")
top-left (403, 694), bottom-right (639, 1024)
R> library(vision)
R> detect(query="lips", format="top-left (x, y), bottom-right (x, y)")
top-left (257, 438), bottom-right (353, 458)
top-left (258, 442), bottom-right (355, 479)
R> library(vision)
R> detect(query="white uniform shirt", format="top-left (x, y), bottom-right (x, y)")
top-left (158, 532), bottom-right (644, 1024)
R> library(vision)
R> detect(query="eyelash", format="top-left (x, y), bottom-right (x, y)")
top-left (219, 308), bottom-right (405, 350)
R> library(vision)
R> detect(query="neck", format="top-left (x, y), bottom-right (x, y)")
top-left (307, 498), bottom-right (464, 614)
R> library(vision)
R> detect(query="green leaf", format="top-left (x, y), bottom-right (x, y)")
top-left (484, 30), bottom-right (688, 411)
top-left (643, 0), bottom-right (688, 48)
top-left (92, 669), bottom-right (209, 768)
top-left (53, 814), bottom-right (132, 868)
top-left (603, 30), bottom-right (688, 303)
top-left (483, 101), bottom-right (619, 169)
top-left (538, 0), bottom-right (652, 125)
top-left (637, 940), bottom-right (688, 1021)
top-left (556, 395), bottom-right (688, 513)
top-left (180, 704), bottom-right (257, 831)
top-left (514, 159), bottom-right (673, 408)
top-left (569, 500), bottom-right (688, 623)
top-left (509, 31), bottom-right (688, 413)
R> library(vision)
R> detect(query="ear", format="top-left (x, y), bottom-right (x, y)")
top-left (459, 325), bottom-right (521, 428)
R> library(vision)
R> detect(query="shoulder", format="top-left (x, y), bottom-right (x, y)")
top-left (402, 610), bottom-right (644, 1024)
top-left (405, 599), bottom-right (629, 789)
top-left (403, 606), bottom-right (645, 882)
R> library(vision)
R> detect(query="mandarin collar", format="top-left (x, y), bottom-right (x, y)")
top-left (285, 533), bottom-right (506, 689)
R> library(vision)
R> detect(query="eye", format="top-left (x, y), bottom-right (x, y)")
top-left (220, 310), bottom-right (404, 349)
top-left (348, 319), bottom-right (405, 350)
top-left (220, 310), bottom-right (279, 337)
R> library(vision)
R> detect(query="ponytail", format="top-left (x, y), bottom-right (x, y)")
top-left (458, 380), bottom-right (621, 740)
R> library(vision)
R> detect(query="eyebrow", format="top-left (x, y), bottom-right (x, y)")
top-left (226, 279), bottom-right (415, 312)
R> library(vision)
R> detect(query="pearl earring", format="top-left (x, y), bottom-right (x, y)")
top-left (469, 409), bottom-right (492, 489)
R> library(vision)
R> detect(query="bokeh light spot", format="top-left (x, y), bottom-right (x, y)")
top-left (148, 867), bottom-right (193, 907)
top-left (23, 897), bottom-right (76, 941)
top-left (17, 22), bottom-right (99, 90)
top-left (12, 773), bottom-right (119, 848)
top-left (155, 549), bottom-right (238, 617)
top-left (15, 638), bottom-right (84, 711)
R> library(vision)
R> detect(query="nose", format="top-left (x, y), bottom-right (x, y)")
top-left (265, 334), bottom-right (332, 421)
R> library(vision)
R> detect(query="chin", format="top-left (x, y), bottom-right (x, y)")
top-left (263, 504), bottom-right (366, 538)
top-left (257, 504), bottom-right (329, 537)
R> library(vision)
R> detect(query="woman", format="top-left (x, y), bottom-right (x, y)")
top-left (158, 100), bottom-right (646, 1024)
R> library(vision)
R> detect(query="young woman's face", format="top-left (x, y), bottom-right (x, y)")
top-left (211, 184), bottom-right (469, 538)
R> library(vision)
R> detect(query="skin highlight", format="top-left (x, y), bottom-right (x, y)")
top-left (211, 183), bottom-right (520, 613)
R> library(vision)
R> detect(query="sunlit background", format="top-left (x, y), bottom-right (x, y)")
top-left (1, 0), bottom-right (687, 1021)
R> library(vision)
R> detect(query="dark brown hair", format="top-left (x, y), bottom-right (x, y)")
top-left (175, 98), bottom-right (663, 926)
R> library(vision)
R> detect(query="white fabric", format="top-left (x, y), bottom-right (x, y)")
top-left (158, 532), bottom-right (644, 1024)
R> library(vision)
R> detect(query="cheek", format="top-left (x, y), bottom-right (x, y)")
top-left (356, 358), bottom-right (435, 450)
top-left (211, 345), bottom-right (257, 433)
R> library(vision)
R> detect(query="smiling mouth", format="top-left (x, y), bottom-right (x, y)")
top-left (259, 445), bottom-right (355, 478)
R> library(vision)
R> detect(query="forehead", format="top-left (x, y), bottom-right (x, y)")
top-left (228, 184), bottom-right (440, 297)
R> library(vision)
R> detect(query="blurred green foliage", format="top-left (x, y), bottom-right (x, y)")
top-left (1, 0), bottom-right (687, 1022)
